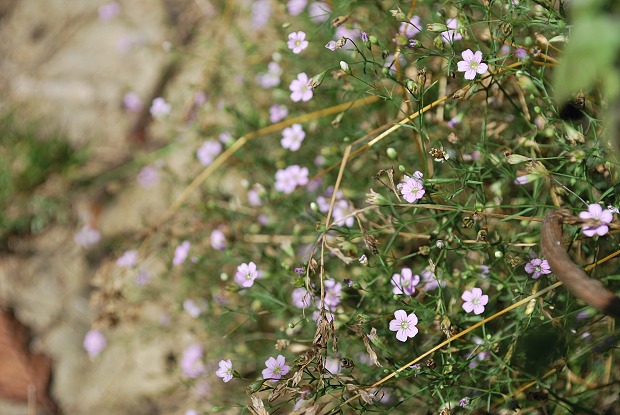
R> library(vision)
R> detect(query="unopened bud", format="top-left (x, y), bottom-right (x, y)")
top-left (390, 7), bottom-right (406, 21)
top-left (506, 154), bottom-right (531, 164)
top-left (339, 60), bottom-right (350, 73)
top-left (427, 23), bottom-right (448, 32)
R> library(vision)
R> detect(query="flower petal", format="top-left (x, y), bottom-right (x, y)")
top-left (394, 309), bottom-right (407, 321)
top-left (473, 50), bottom-right (482, 62)
top-left (461, 49), bottom-right (474, 61)
top-left (477, 62), bottom-right (488, 74)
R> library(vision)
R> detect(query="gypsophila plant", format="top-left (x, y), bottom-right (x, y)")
top-left (91, 0), bottom-right (620, 413)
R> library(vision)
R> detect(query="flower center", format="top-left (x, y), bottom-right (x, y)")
top-left (246, 273), bottom-right (253, 280)
top-left (400, 322), bottom-right (410, 330)
top-left (472, 298), bottom-right (480, 305)
top-left (470, 62), bottom-right (479, 70)
top-left (273, 366), bottom-right (282, 374)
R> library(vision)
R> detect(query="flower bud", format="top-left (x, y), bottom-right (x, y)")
top-left (339, 60), bottom-right (350, 73)
top-left (369, 35), bottom-right (378, 44)
top-left (390, 7), bottom-right (406, 21)
top-left (506, 154), bottom-right (531, 164)
top-left (309, 71), bottom-right (327, 89)
top-left (427, 23), bottom-right (448, 32)
top-left (386, 148), bottom-right (397, 159)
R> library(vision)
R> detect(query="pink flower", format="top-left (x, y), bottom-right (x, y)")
top-left (181, 344), bottom-right (205, 378)
top-left (281, 124), bottom-right (306, 151)
top-left (389, 310), bottom-right (419, 342)
top-left (274, 165), bottom-right (309, 194)
top-left (83, 330), bottom-right (107, 357)
top-left (441, 18), bottom-right (463, 43)
top-left (74, 225), bottom-right (101, 248)
top-left (323, 278), bottom-right (342, 309)
top-left (579, 204), bottom-right (613, 237)
top-left (183, 299), bottom-right (204, 318)
top-left (461, 287), bottom-right (489, 315)
top-left (173, 241), bottom-right (190, 266)
top-left (197, 140), bottom-right (223, 166)
top-left (457, 49), bottom-right (488, 80)
top-left (215, 359), bottom-right (234, 383)
top-left (292, 288), bottom-right (312, 308)
top-left (524, 258), bottom-right (551, 279)
top-left (116, 250), bottom-right (138, 268)
top-left (399, 15), bottom-right (421, 38)
top-left (137, 165), bottom-right (159, 188)
top-left (515, 47), bottom-right (528, 60)
top-left (210, 229), bottom-right (227, 250)
top-left (269, 104), bottom-right (288, 123)
top-left (262, 355), bottom-right (290, 381)
top-left (325, 40), bottom-right (338, 51)
top-left (308, 2), bottom-right (330, 23)
top-left (287, 0), bottom-right (307, 15)
top-left (289, 72), bottom-right (313, 102)
top-left (251, 0), bottom-right (271, 29)
top-left (256, 62), bottom-right (282, 89)
top-left (98, 1), bottom-right (120, 21)
top-left (235, 262), bottom-right (259, 288)
top-left (397, 172), bottom-right (425, 203)
top-left (150, 97), bottom-right (171, 118)
top-left (391, 268), bottom-right (420, 295)
top-left (287, 31), bottom-right (309, 54)
top-left (123, 92), bottom-right (142, 112)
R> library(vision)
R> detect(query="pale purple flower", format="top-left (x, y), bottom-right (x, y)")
top-left (397, 173), bottom-right (425, 203)
top-left (183, 299), bottom-right (204, 318)
top-left (137, 165), bottom-right (159, 188)
top-left (515, 47), bottom-right (528, 60)
top-left (325, 357), bottom-right (342, 375)
top-left (116, 250), bottom-right (138, 268)
top-left (194, 91), bottom-right (207, 107)
top-left (360, 31), bottom-right (369, 42)
top-left (123, 92), bottom-right (142, 112)
top-left (325, 40), bottom-right (338, 51)
top-left (384, 53), bottom-right (406, 73)
top-left (579, 204), bottom-right (613, 237)
top-left (83, 330), bottom-right (107, 357)
top-left (461, 287), bottom-right (489, 315)
top-left (292, 287), bottom-right (312, 308)
top-left (215, 359), bottom-right (234, 383)
top-left (335, 24), bottom-right (360, 41)
top-left (218, 132), bottom-right (233, 144)
top-left (274, 165), bottom-right (309, 194)
top-left (281, 124), bottom-right (306, 151)
top-left (75, 225), bottom-right (101, 248)
top-left (457, 49), bottom-right (488, 80)
top-left (235, 261), bottom-right (259, 288)
top-left (197, 140), bottom-right (223, 166)
top-left (262, 355), bottom-right (290, 381)
top-left (479, 265), bottom-right (491, 278)
top-left (98, 1), bottom-right (120, 21)
top-left (289, 72), bottom-right (313, 102)
top-left (332, 199), bottom-right (355, 227)
top-left (399, 16), bottom-right (422, 38)
top-left (256, 61), bottom-right (282, 89)
top-left (389, 310), bottom-right (419, 342)
top-left (181, 344), bottom-right (205, 378)
top-left (185, 410), bottom-right (198, 415)
top-left (391, 268), bottom-right (420, 295)
top-left (210, 229), bottom-right (226, 250)
top-left (173, 240), bottom-right (191, 266)
top-left (324, 278), bottom-right (342, 309)
top-left (287, 31), bottom-right (309, 54)
top-left (421, 268), bottom-right (443, 290)
top-left (269, 104), bottom-right (288, 123)
top-left (524, 258), bottom-right (551, 279)
top-left (251, 0), bottom-right (271, 29)
top-left (287, 0), bottom-right (307, 15)
top-left (150, 97), bottom-right (171, 118)
top-left (514, 174), bottom-right (538, 185)
top-left (134, 269), bottom-right (150, 285)
top-left (459, 397), bottom-right (470, 407)
top-left (247, 188), bottom-right (262, 207)
top-left (441, 18), bottom-right (463, 43)
top-left (308, 2), bottom-right (330, 23)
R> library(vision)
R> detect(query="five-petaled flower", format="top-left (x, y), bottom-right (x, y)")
top-left (215, 359), bottom-right (234, 383)
top-left (457, 49), bottom-right (488, 80)
top-left (390, 268), bottom-right (420, 296)
top-left (397, 172), bottom-right (425, 203)
top-left (281, 123), bottom-right (306, 151)
top-left (441, 18), bottom-right (463, 43)
top-left (262, 355), bottom-right (290, 381)
top-left (235, 262), bottom-right (259, 287)
top-left (525, 258), bottom-right (551, 279)
top-left (462, 287), bottom-right (489, 315)
top-left (579, 204), bottom-right (614, 237)
top-left (389, 309), bottom-right (419, 342)
top-left (287, 31), bottom-right (309, 54)
top-left (289, 72), bottom-right (313, 102)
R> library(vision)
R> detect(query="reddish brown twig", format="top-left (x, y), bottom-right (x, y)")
top-left (541, 209), bottom-right (620, 319)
